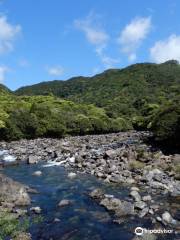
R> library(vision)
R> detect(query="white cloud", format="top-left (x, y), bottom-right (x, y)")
top-left (74, 13), bottom-right (119, 68)
top-left (0, 65), bottom-right (9, 83)
top-left (118, 16), bottom-right (152, 61)
top-left (47, 66), bottom-right (64, 76)
top-left (74, 13), bottom-right (109, 46)
top-left (150, 34), bottom-right (180, 63)
top-left (96, 46), bottom-right (119, 68)
top-left (0, 15), bottom-right (21, 54)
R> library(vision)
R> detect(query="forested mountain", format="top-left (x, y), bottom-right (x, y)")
top-left (0, 60), bottom-right (179, 147)
top-left (15, 60), bottom-right (180, 118)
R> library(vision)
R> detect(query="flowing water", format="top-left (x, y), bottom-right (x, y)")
top-left (3, 162), bottom-right (155, 240)
top-left (2, 157), bottom-right (178, 240)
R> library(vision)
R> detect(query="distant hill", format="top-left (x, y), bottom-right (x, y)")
top-left (15, 60), bottom-right (180, 118)
top-left (0, 84), bottom-right (11, 94)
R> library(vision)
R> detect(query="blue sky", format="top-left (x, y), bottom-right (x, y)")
top-left (0, 0), bottom-right (180, 90)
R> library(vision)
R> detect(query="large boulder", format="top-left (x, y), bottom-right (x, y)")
top-left (0, 174), bottom-right (31, 206)
top-left (100, 197), bottom-right (134, 216)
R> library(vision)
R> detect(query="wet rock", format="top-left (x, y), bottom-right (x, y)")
top-left (58, 199), bottom-right (71, 207)
top-left (14, 209), bottom-right (28, 217)
top-left (89, 188), bottom-right (104, 200)
top-left (68, 172), bottom-right (77, 179)
top-left (130, 190), bottom-right (141, 202)
top-left (32, 171), bottom-right (42, 176)
top-left (100, 197), bottom-right (134, 216)
top-left (27, 155), bottom-right (38, 164)
top-left (0, 174), bottom-right (31, 206)
top-left (54, 218), bottom-right (61, 222)
top-left (90, 211), bottom-right (111, 223)
top-left (30, 206), bottom-right (41, 214)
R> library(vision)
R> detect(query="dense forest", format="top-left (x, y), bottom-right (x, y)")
top-left (0, 60), bottom-right (179, 147)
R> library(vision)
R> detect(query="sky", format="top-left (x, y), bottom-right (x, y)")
top-left (0, 0), bottom-right (180, 90)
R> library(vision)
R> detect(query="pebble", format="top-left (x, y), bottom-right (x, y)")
top-left (30, 206), bottom-right (41, 214)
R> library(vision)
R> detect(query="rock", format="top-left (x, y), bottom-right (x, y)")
top-left (0, 174), bottom-right (31, 206)
top-left (162, 211), bottom-right (174, 224)
top-left (156, 216), bottom-right (162, 222)
top-left (58, 199), bottom-right (71, 207)
top-left (90, 211), bottom-right (111, 223)
top-left (13, 232), bottom-right (32, 240)
top-left (132, 233), bottom-right (157, 240)
top-left (116, 201), bottom-right (134, 216)
top-left (97, 172), bottom-right (104, 178)
top-left (14, 209), bottom-right (28, 217)
top-left (27, 155), bottom-right (38, 164)
top-left (30, 206), bottom-right (41, 214)
top-left (32, 171), bottom-right (42, 176)
top-left (130, 190), bottom-right (141, 202)
top-left (139, 207), bottom-right (149, 218)
top-left (104, 150), bottom-right (117, 158)
top-left (54, 218), bottom-right (61, 222)
top-left (100, 197), bottom-right (121, 211)
top-left (69, 156), bottom-right (75, 163)
top-left (100, 197), bottom-right (134, 216)
top-left (135, 201), bottom-right (147, 210)
top-left (89, 188), bottom-right (104, 200)
top-left (130, 187), bottom-right (140, 192)
top-left (142, 195), bottom-right (152, 201)
top-left (68, 172), bottom-right (77, 179)
top-left (104, 194), bottom-right (114, 198)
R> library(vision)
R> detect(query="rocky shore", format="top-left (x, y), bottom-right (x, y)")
top-left (0, 173), bottom-right (33, 240)
top-left (0, 131), bottom-right (180, 239)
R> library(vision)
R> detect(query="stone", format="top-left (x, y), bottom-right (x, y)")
top-left (13, 232), bottom-right (32, 240)
top-left (156, 216), bottom-right (162, 222)
top-left (68, 172), bottom-right (77, 179)
top-left (0, 174), bottom-right (31, 206)
top-left (100, 197), bottom-right (134, 216)
top-left (130, 187), bottom-right (140, 192)
top-left (27, 155), bottom-right (38, 164)
top-left (105, 150), bottom-right (117, 158)
top-left (162, 211), bottom-right (173, 224)
top-left (139, 207), bottom-right (149, 218)
top-left (69, 156), bottom-right (75, 163)
top-left (32, 171), bottom-right (42, 176)
top-left (142, 195), bottom-right (152, 201)
top-left (135, 201), bottom-right (147, 210)
top-left (116, 201), bottom-right (134, 216)
top-left (89, 188), bottom-right (104, 200)
top-left (54, 218), bottom-right (61, 222)
top-left (58, 199), bottom-right (71, 207)
top-left (30, 206), bottom-right (41, 214)
top-left (130, 190), bottom-right (141, 202)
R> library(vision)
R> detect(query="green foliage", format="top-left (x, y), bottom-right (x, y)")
top-left (150, 102), bottom-right (180, 147)
top-left (0, 60), bottom-right (180, 146)
top-left (129, 161), bottom-right (145, 170)
top-left (0, 211), bottom-right (29, 240)
top-left (15, 61), bottom-right (180, 120)
top-left (0, 93), bottom-right (130, 140)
